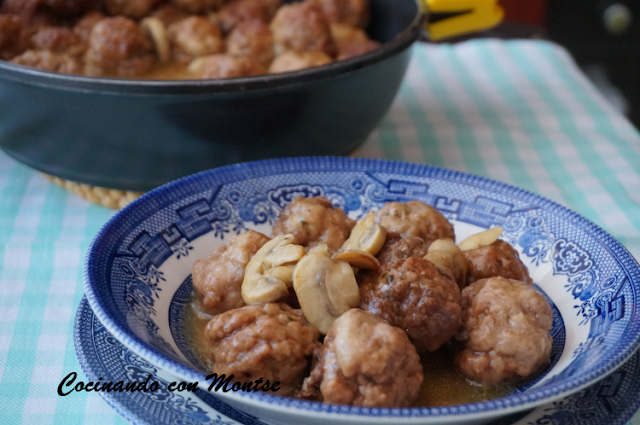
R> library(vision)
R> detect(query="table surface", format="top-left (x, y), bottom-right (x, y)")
top-left (1, 39), bottom-right (639, 425)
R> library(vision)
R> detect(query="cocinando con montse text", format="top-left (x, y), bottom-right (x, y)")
top-left (57, 371), bottom-right (281, 396)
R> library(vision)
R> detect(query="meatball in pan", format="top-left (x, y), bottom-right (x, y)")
top-left (300, 309), bottom-right (423, 407)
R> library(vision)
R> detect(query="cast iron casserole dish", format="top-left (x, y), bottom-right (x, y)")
top-left (0, 0), bottom-right (421, 192)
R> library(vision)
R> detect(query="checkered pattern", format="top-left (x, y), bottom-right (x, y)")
top-left (0, 39), bottom-right (639, 424)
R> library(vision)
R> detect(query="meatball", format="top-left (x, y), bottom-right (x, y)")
top-left (373, 200), bottom-right (455, 244)
top-left (205, 303), bottom-right (321, 395)
top-left (0, 14), bottom-right (31, 60)
top-left (268, 50), bottom-right (331, 74)
top-left (11, 49), bottom-right (82, 73)
top-left (299, 309), bottom-right (423, 407)
top-left (105, 0), bottom-right (160, 20)
top-left (226, 21), bottom-right (274, 66)
top-left (73, 11), bottom-right (105, 43)
top-left (31, 26), bottom-right (84, 56)
top-left (191, 53), bottom-right (263, 79)
top-left (170, 0), bottom-right (224, 15)
top-left (359, 256), bottom-right (461, 352)
top-left (313, 0), bottom-right (369, 27)
top-left (270, 1), bottom-right (336, 56)
top-left (272, 196), bottom-right (355, 250)
top-left (150, 3), bottom-right (188, 27)
top-left (455, 277), bottom-right (553, 384)
top-left (376, 234), bottom-right (429, 267)
top-left (168, 17), bottom-right (224, 63)
top-left (192, 230), bottom-right (270, 315)
top-left (84, 16), bottom-right (156, 77)
top-left (0, 0), bottom-right (40, 18)
top-left (464, 239), bottom-right (533, 287)
top-left (215, 0), bottom-right (271, 34)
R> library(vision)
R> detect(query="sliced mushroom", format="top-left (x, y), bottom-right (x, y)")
top-left (293, 244), bottom-right (360, 334)
top-left (341, 211), bottom-right (387, 255)
top-left (424, 239), bottom-right (467, 285)
top-left (333, 249), bottom-right (380, 270)
top-left (458, 226), bottom-right (503, 252)
top-left (242, 234), bottom-right (305, 304)
top-left (141, 17), bottom-right (171, 63)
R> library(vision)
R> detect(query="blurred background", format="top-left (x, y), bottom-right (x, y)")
top-left (447, 0), bottom-right (640, 128)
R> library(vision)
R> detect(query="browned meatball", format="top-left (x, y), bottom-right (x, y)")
top-left (455, 277), bottom-right (553, 384)
top-left (270, 1), bottom-right (335, 56)
top-left (205, 303), bottom-right (321, 395)
top-left (373, 200), bottom-right (455, 244)
top-left (191, 53), bottom-right (263, 79)
top-left (192, 230), bottom-right (270, 316)
top-left (359, 256), bottom-right (461, 352)
top-left (84, 16), bottom-right (156, 77)
top-left (272, 196), bottom-right (355, 250)
top-left (11, 49), bottom-right (82, 73)
top-left (299, 309), bottom-right (423, 407)
top-left (376, 234), bottom-right (429, 267)
top-left (170, 0), bottom-right (223, 15)
top-left (268, 50), bottom-right (331, 73)
top-left (0, 14), bottom-right (31, 60)
top-left (313, 0), bottom-right (369, 27)
top-left (226, 20), bottom-right (274, 66)
top-left (73, 11), bottom-right (105, 43)
top-left (105, 0), bottom-right (160, 20)
top-left (464, 239), bottom-right (533, 287)
top-left (150, 3), bottom-right (188, 27)
top-left (215, 0), bottom-right (271, 34)
top-left (31, 26), bottom-right (84, 56)
top-left (168, 16), bottom-right (224, 63)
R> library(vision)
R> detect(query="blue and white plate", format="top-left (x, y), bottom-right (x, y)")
top-left (83, 157), bottom-right (640, 425)
top-left (74, 297), bottom-right (640, 425)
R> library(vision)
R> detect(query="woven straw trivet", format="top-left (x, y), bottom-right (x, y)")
top-left (44, 174), bottom-right (143, 210)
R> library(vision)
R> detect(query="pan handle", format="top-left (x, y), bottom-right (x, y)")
top-left (420, 0), bottom-right (504, 41)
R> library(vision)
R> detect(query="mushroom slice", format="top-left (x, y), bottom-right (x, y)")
top-left (458, 226), bottom-right (503, 252)
top-left (424, 239), bottom-right (467, 285)
top-left (333, 249), bottom-right (380, 270)
top-left (141, 17), bottom-right (171, 63)
top-left (341, 211), bottom-right (387, 255)
top-left (242, 234), bottom-right (305, 304)
top-left (293, 244), bottom-right (360, 334)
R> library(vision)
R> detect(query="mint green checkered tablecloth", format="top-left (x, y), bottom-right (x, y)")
top-left (1, 39), bottom-right (639, 424)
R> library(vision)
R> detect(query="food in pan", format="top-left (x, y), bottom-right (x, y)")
top-left (184, 195), bottom-right (554, 408)
top-left (0, 0), bottom-right (381, 79)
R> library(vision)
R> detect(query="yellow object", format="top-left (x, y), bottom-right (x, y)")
top-left (422, 0), bottom-right (504, 41)
top-left (44, 174), bottom-right (143, 209)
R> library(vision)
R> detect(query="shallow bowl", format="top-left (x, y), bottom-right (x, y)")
top-left (84, 157), bottom-right (640, 425)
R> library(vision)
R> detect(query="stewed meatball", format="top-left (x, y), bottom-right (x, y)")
top-left (215, 0), bottom-right (271, 34)
top-left (170, 0), bottom-right (223, 15)
top-left (105, 0), bottom-right (160, 20)
top-left (299, 309), bottom-right (423, 407)
top-left (192, 230), bottom-right (270, 316)
top-left (168, 16), bottom-right (224, 63)
top-left (376, 234), bottom-right (429, 267)
top-left (226, 20), bottom-right (274, 66)
top-left (313, 0), bottom-right (369, 28)
top-left (455, 277), bottom-right (553, 384)
top-left (84, 16), bottom-right (156, 77)
top-left (191, 53), bottom-right (263, 79)
top-left (272, 196), bottom-right (355, 250)
top-left (464, 239), bottom-right (533, 287)
top-left (73, 11), bottom-right (105, 42)
top-left (359, 256), bottom-right (461, 352)
top-left (268, 50), bottom-right (331, 73)
top-left (31, 26), bottom-right (84, 56)
top-left (0, 14), bottom-right (31, 60)
top-left (205, 303), bottom-right (321, 395)
top-left (11, 49), bottom-right (82, 73)
top-left (270, 1), bottom-right (336, 56)
top-left (373, 201), bottom-right (455, 245)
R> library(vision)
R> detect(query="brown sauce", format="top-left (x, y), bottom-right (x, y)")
top-left (183, 293), bottom-right (516, 407)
